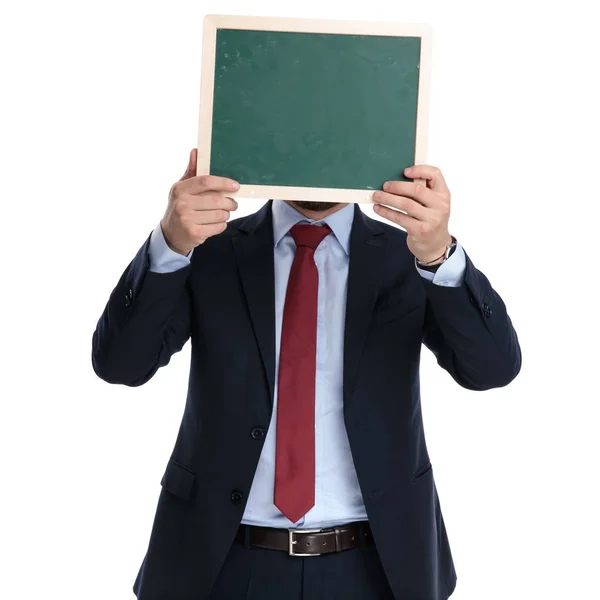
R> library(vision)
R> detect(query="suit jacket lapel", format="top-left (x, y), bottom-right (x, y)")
top-left (232, 201), bottom-right (276, 406)
top-left (231, 201), bottom-right (387, 411)
top-left (344, 205), bottom-right (387, 407)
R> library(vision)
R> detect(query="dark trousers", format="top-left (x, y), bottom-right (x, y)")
top-left (209, 527), bottom-right (395, 600)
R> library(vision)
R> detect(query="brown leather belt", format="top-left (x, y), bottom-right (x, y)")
top-left (236, 521), bottom-right (372, 556)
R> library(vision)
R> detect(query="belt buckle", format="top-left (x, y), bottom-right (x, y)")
top-left (288, 528), bottom-right (323, 557)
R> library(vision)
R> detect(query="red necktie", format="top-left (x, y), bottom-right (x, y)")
top-left (274, 223), bottom-right (332, 523)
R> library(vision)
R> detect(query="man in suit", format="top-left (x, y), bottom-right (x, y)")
top-left (92, 148), bottom-right (521, 600)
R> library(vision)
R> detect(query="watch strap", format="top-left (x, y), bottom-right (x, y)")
top-left (416, 237), bottom-right (457, 271)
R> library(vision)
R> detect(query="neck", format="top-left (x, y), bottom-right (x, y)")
top-left (286, 201), bottom-right (348, 220)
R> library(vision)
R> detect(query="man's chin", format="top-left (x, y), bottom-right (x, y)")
top-left (292, 201), bottom-right (341, 212)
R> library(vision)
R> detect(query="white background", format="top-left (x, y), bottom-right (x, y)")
top-left (1, 0), bottom-right (598, 598)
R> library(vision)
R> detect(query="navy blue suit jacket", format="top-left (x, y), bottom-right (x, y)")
top-left (92, 201), bottom-right (521, 600)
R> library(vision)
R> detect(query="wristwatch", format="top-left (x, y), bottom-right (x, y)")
top-left (417, 236), bottom-right (457, 272)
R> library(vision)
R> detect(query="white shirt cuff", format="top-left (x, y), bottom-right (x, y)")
top-left (148, 222), bottom-right (194, 273)
top-left (416, 243), bottom-right (466, 287)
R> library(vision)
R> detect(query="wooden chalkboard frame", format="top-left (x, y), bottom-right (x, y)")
top-left (198, 14), bottom-right (432, 203)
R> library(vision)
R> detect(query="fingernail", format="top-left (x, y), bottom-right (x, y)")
top-left (405, 167), bottom-right (413, 173)
top-left (373, 191), bottom-right (381, 200)
top-left (383, 182), bottom-right (390, 191)
top-left (231, 181), bottom-right (240, 191)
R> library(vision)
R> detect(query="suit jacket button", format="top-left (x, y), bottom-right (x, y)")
top-left (125, 294), bottom-right (131, 307)
top-left (251, 427), bottom-right (265, 440)
top-left (230, 490), bottom-right (243, 504)
top-left (482, 303), bottom-right (492, 317)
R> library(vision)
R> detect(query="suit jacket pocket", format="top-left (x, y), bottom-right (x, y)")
top-left (160, 458), bottom-right (196, 500)
top-left (371, 300), bottom-right (421, 325)
top-left (413, 460), bottom-right (433, 481)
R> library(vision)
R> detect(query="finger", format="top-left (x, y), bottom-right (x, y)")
top-left (372, 191), bottom-right (429, 221)
top-left (373, 204), bottom-right (422, 235)
top-left (191, 209), bottom-right (232, 225)
top-left (188, 194), bottom-right (238, 212)
top-left (404, 165), bottom-right (448, 193)
top-left (180, 149), bottom-right (198, 181)
top-left (196, 221), bottom-right (228, 238)
top-left (381, 181), bottom-right (437, 208)
top-left (180, 174), bottom-right (240, 195)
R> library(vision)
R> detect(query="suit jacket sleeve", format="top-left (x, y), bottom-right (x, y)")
top-left (421, 249), bottom-right (521, 391)
top-left (91, 230), bottom-right (192, 387)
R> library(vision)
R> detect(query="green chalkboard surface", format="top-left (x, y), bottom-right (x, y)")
top-left (198, 17), bottom-right (431, 202)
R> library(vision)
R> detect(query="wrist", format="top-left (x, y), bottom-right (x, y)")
top-left (421, 254), bottom-right (445, 266)
top-left (165, 238), bottom-right (193, 256)
top-left (416, 247), bottom-right (447, 265)
top-left (415, 235), bottom-right (455, 265)
top-left (161, 222), bottom-right (192, 256)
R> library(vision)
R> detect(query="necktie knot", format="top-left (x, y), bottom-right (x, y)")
top-left (290, 224), bottom-right (331, 251)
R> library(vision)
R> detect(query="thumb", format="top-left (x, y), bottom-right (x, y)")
top-left (180, 148), bottom-right (197, 181)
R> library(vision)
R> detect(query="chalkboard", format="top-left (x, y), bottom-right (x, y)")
top-left (198, 16), bottom-right (431, 203)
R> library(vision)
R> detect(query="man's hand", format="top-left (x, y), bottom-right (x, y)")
top-left (372, 165), bottom-right (453, 264)
top-left (161, 148), bottom-right (240, 256)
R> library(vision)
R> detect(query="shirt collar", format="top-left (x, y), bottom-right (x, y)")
top-left (271, 200), bottom-right (354, 255)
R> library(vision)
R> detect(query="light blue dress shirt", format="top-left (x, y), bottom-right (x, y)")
top-left (149, 202), bottom-right (466, 529)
